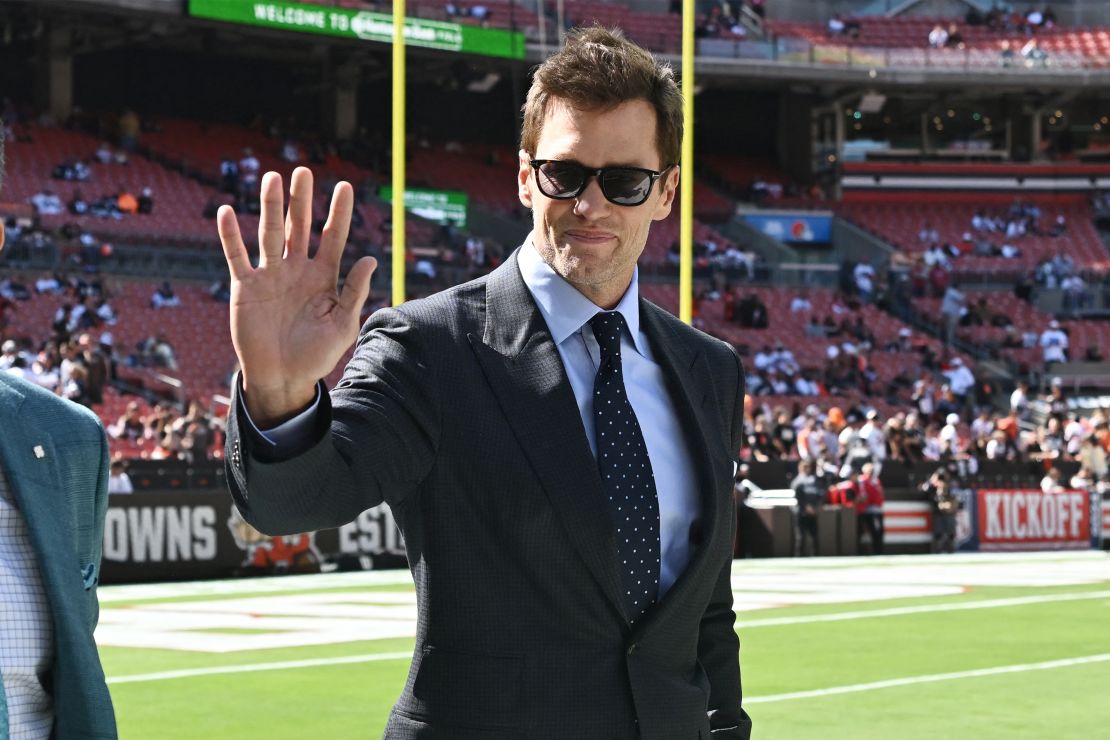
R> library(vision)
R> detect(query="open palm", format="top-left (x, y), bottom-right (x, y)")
top-left (217, 167), bottom-right (377, 426)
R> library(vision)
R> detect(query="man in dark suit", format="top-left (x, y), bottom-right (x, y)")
top-left (0, 130), bottom-right (117, 737)
top-left (218, 28), bottom-right (751, 739)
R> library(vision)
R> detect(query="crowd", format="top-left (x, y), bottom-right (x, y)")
top-left (0, 272), bottom-right (222, 462)
top-left (744, 374), bottom-right (1109, 551)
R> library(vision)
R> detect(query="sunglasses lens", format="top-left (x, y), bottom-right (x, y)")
top-left (601, 168), bottom-right (652, 205)
top-left (537, 162), bottom-right (584, 198)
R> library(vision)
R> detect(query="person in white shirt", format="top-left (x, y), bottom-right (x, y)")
top-left (943, 357), bottom-right (976, 400)
top-left (1039, 320), bottom-right (1069, 365)
top-left (939, 413), bottom-right (961, 453)
top-left (1041, 467), bottom-right (1065, 493)
top-left (107, 460), bottom-right (134, 494)
top-left (789, 294), bottom-right (812, 313)
top-left (1009, 380), bottom-right (1030, 419)
top-left (928, 24), bottom-right (949, 48)
top-left (858, 410), bottom-right (887, 471)
top-left (853, 260), bottom-right (876, 303)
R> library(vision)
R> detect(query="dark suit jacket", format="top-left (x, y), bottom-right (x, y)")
top-left (226, 250), bottom-right (751, 740)
top-left (0, 373), bottom-right (117, 739)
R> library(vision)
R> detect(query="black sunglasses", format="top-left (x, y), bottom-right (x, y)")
top-left (530, 159), bottom-right (674, 207)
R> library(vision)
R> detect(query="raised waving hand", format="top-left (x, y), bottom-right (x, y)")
top-left (218, 167), bottom-right (377, 427)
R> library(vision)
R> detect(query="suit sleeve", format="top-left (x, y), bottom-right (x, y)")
top-left (699, 345), bottom-right (751, 739)
top-left (225, 306), bottom-right (442, 535)
top-left (87, 419), bottom-right (110, 634)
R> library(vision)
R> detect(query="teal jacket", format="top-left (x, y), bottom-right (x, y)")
top-left (0, 373), bottom-right (117, 739)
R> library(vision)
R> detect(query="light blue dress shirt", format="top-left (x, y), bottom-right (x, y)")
top-left (250, 239), bottom-right (702, 597)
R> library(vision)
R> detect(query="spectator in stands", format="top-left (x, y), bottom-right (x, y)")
top-left (94, 141), bottom-right (113, 164)
top-left (108, 459), bottom-right (134, 494)
top-left (239, 147), bottom-right (261, 201)
top-left (116, 187), bottom-right (139, 215)
top-left (150, 281), bottom-right (181, 309)
top-left (110, 401), bottom-right (145, 441)
top-left (30, 187), bottom-right (64, 216)
top-left (858, 409), bottom-right (887, 472)
top-left (789, 292), bottom-right (811, 312)
top-left (1010, 380), bottom-right (1031, 420)
top-left (945, 23), bottom-right (965, 50)
top-left (985, 428), bottom-right (1016, 460)
top-left (280, 138), bottom-right (303, 163)
top-left (138, 187), bottom-right (154, 215)
top-left (1000, 39), bottom-right (1016, 67)
top-left (1022, 38), bottom-right (1047, 67)
top-left (1039, 319), bottom-right (1069, 365)
top-left (928, 24), bottom-right (949, 49)
top-left (939, 412), bottom-right (962, 453)
top-left (943, 357), bottom-right (976, 406)
top-left (220, 155), bottom-right (240, 196)
top-left (853, 259), bottom-right (876, 303)
top-left (969, 408), bottom-right (995, 455)
top-left (1060, 274), bottom-right (1090, 315)
top-left (940, 285), bottom-right (965, 346)
top-left (827, 13), bottom-right (846, 36)
top-left (918, 222), bottom-right (940, 244)
top-left (1040, 466), bottom-right (1065, 493)
top-left (736, 293), bottom-right (768, 328)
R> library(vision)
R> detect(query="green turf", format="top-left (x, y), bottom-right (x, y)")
top-left (99, 556), bottom-right (1110, 739)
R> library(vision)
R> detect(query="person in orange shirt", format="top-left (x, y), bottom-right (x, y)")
top-left (116, 188), bottom-right (138, 214)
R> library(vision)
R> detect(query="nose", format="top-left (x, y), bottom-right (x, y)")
top-left (572, 176), bottom-right (611, 220)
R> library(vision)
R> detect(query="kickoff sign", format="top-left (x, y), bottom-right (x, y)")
top-left (977, 489), bottom-right (1096, 551)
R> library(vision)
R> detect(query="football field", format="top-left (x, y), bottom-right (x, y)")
top-left (97, 551), bottom-right (1110, 738)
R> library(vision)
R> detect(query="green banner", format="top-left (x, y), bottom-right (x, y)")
top-left (188, 0), bottom-right (525, 59)
top-left (379, 186), bottom-right (468, 228)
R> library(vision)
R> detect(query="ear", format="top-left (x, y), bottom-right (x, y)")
top-left (651, 165), bottom-right (680, 222)
top-left (0, 220), bottom-right (5, 254)
top-left (517, 149), bottom-right (533, 209)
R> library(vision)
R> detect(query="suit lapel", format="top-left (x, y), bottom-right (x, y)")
top-left (636, 300), bottom-right (724, 628)
top-left (469, 253), bottom-right (627, 620)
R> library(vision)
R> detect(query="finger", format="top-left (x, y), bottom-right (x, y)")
top-left (258, 172), bottom-right (286, 267)
top-left (318, 181), bottom-right (354, 271)
top-left (285, 167), bottom-right (313, 258)
top-left (338, 256), bottom-right (377, 320)
top-left (216, 205), bottom-right (252, 280)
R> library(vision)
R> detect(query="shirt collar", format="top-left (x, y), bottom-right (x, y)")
top-left (518, 235), bottom-right (645, 354)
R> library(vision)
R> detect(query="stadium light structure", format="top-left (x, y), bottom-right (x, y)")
top-left (392, 0), bottom-right (406, 306)
top-left (680, 0), bottom-right (695, 325)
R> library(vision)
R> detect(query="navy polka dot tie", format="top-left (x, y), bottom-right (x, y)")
top-left (589, 312), bottom-right (661, 624)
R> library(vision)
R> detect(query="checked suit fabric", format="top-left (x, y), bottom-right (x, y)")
top-left (589, 311), bottom-right (661, 624)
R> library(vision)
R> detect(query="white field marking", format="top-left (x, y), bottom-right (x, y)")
top-left (745, 653), bottom-right (1110, 704)
top-left (98, 570), bottom-right (414, 603)
top-left (738, 588), bottom-right (1110, 628)
top-left (96, 592), bottom-right (418, 652)
top-left (106, 651), bottom-right (414, 685)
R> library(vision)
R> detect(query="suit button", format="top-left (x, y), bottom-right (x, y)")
top-left (627, 643), bottom-right (637, 655)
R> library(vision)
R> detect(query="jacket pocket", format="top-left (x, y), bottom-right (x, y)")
top-left (410, 645), bottom-right (523, 727)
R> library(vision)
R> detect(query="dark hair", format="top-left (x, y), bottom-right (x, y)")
top-left (520, 26), bottom-right (682, 168)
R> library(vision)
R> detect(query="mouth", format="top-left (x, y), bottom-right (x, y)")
top-left (563, 230), bottom-right (616, 245)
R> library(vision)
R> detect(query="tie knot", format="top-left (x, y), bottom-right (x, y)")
top-left (589, 312), bottom-right (626, 360)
